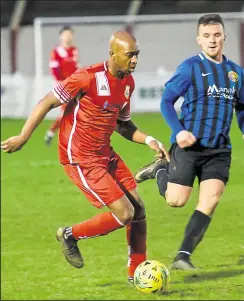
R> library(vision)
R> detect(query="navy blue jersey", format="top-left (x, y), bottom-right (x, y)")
top-left (162, 52), bottom-right (244, 149)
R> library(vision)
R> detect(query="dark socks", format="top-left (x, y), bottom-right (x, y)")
top-left (175, 210), bottom-right (211, 261)
top-left (156, 168), bottom-right (168, 199)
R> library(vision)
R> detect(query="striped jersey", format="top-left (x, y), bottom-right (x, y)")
top-left (165, 52), bottom-right (244, 148)
top-left (52, 61), bottom-right (134, 165)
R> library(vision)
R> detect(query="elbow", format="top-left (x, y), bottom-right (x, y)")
top-left (160, 95), bottom-right (173, 117)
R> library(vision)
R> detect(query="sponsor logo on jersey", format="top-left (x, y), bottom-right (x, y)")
top-left (207, 84), bottom-right (236, 99)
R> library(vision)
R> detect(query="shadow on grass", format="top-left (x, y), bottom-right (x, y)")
top-left (216, 256), bottom-right (244, 268)
top-left (184, 269), bottom-right (244, 283)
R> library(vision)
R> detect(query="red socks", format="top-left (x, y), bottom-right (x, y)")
top-left (71, 212), bottom-right (147, 278)
top-left (126, 219), bottom-right (147, 278)
top-left (72, 211), bottom-right (123, 239)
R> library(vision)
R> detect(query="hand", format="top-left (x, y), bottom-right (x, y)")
top-left (147, 140), bottom-right (170, 162)
top-left (1, 135), bottom-right (27, 153)
top-left (176, 130), bottom-right (196, 148)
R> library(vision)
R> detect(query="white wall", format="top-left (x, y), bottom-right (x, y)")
top-left (1, 28), bottom-right (11, 74)
top-left (1, 19), bottom-right (242, 76)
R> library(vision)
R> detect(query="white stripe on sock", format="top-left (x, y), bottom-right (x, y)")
top-left (178, 251), bottom-right (191, 255)
top-left (155, 168), bottom-right (165, 179)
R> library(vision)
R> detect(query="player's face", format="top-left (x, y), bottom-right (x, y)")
top-left (116, 41), bottom-right (140, 74)
top-left (60, 30), bottom-right (74, 47)
top-left (197, 24), bottom-right (225, 59)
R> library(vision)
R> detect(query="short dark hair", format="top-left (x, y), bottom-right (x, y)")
top-left (59, 25), bottom-right (74, 35)
top-left (197, 13), bottom-right (225, 32)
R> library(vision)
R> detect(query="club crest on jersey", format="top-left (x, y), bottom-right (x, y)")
top-left (228, 71), bottom-right (238, 82)
top-left (124, 86), bottom-right (130, 99)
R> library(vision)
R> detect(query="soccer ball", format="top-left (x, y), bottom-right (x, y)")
top-left (133, 260), bottom-right (170, 294)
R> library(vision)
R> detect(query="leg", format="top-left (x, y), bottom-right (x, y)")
top-left (172, 149), bottom-right (231, 270)
top-left (125, 189), bottom-right (147, 282)
top-left (172, 179), bottom-right (224, 270)
top-left (57, 163), bottom-right (135, 269)
top-left (135, 144), bottom-right (195, 205)
top-left (157, 143), bottom-right (195, 206)
top-left (108, 153), bottom-right (147, 282)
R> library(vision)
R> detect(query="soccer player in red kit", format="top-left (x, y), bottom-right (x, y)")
top-left (1, 31), bottom-right (169, 283)
top-left (44, 25), bottom-right (79, 145)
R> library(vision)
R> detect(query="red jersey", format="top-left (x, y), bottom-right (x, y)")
top-left (49, 46), bottom-right (79, 81)
top-left (52, 61), bottom-right (134, 166)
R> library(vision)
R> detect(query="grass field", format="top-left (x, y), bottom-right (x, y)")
top-left (1, 113), bottom-right (244, 300)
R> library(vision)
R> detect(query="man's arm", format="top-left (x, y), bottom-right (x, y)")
top-left (160, 62), bottom-right (192, 135)
top-left (160, 62), bottom-right (196, 148)
top-left (115, 120), bottom-right (170, 161)
top-left (235, 76), bottom-right (244, 137)
top-left (160, 87), bottom-right (185, 135)
top-left (235, 103), bottom-right (244, 137)
top-left (1, 68), bottom-right (90, 153)
top-left (115, 120), bottom-right (144, 143)
top-left (1, 92), bottom-right (61, 153)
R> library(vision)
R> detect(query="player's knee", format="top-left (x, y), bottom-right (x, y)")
top-left (166, 194), bottom-right (188, 207)
top-left (165, 185), bottom-right (191, 207)
top-left (133, 203), bottom-right (146, 221)
top-left (119, 206), bottom-right (135, 225)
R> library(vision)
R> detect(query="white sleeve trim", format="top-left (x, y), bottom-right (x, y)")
top-left (52, 84), bottom-right (73, 104)
top-left (52, 88), bottom-right (64, 103)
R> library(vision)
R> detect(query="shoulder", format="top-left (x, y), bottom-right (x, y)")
top-left (71, 67), bottom-right (91, 85)
top-left (85, 62), bottom-right (105, 73)
top-left (127, 74), bottom-right (135, 86)
top-left (226, 58), bottom-right (243, 73)
top-left (50, 46), bottom-right (58, 56)
top-left (125, 74), bottom-right (135, 94)
top-left (170, 55), bottom-right (199, 80)
top-left (178, 55), bottom-right (201, 70)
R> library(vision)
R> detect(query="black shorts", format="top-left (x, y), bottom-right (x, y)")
top-left (168, 143), bottom-right (232, 187)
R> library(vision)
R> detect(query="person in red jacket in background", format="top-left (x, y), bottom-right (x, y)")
top-left (44, 25), bottom-right (79, 145)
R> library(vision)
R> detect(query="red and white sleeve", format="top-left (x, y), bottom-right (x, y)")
top-left (52, 68), bottom-right (90, 104)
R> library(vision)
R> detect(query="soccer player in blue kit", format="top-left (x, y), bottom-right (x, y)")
top-left (135, 13), bottom-right (244, 270)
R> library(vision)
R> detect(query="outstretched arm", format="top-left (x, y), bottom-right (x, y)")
top-left (1, 92), bottom-right (61, 153)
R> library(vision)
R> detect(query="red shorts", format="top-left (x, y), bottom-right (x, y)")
top-left (63, 153), bottom-right (137, 208)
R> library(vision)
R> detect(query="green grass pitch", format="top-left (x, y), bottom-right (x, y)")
top-left (1, 113), bottom-right (244, 300)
